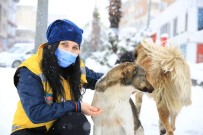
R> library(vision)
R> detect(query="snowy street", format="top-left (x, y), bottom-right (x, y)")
top-left (0, 67), bottom-right (203, 135)
top-left (1, 0), bottom-right (203, 134)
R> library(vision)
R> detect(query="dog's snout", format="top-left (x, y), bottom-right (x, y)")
top-left (148, 87), bottom-right (154, 93)
top-left (137, 78), bottom-right (154, 93)
top-left (146, 79), bottom-right (154, 93)
top-left (141, 87), bottom-right (153, 93)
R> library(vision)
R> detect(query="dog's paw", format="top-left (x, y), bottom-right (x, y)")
top-left (160, 129), bottom-right (166, 135)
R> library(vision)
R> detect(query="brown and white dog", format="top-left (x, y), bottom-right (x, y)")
top-left (91, 62), bottom-right (154, 135)
top-left (134, 40), bottom-right (192, 135)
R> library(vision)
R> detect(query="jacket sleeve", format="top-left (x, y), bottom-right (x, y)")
top-left (16, 67), bottom-right (81, 124)
top-left (84, 66), bottom-right (104, 90)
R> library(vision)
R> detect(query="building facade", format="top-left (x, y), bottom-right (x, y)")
top-left (120, 0), bottom-right (162, 30)
top-left (120, 0), bottom-right (203, 63)
top-left (149, 0), bottom-right (203, 63)
top-left (0, 0), bottom-right (19, 51)
top-left (15, 5), bottom-right (36, 43)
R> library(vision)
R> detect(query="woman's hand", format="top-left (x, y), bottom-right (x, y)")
top-left (80, 102), bottom-right (102, 117)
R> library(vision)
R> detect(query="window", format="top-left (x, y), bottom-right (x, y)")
top-left (198, 8), bottom-right (203, 31)
top-left (160, 23), bottom-right (170, 36)
top-left (197, 44), bottom-right (203, 63)
top-left (0, 5), bottom-right (2, 32)
top-left (185, 12), bottom-right (188, 32)
top-left (180, 44), bottom-right (186, 59)
top-left (173, 18), bottom-right (177, 36)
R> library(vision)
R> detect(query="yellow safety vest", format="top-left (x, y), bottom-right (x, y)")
top-left (12, 44), bottom-right (87, 132)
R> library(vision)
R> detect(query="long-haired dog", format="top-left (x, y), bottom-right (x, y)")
top-left (134, 40), bottom-right (192, 135)
top-left (91, 62), bottom-right (154, 135)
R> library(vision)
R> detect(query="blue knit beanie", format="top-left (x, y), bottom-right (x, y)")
top-left (46, 19), bottom-right (83, 45)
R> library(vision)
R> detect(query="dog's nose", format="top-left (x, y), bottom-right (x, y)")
top-left (142, 87), bottom-right (154, 93)
top-left (148, 87), bottom-right (154, 93)
top-left (146, 80), bottom-right (154, 93)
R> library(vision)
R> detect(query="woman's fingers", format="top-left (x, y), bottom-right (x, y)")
top-left (89, 106), bottom-right (100, 112)
top-left (90, 109), bottom-right (103, 116)
top-left (88, 106), bottom-right (103, 116)
top-left (81, 102), bottom-right (103, 116)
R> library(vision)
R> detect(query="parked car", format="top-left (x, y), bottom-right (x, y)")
top-left (0, 43), bottom-right (35, 68)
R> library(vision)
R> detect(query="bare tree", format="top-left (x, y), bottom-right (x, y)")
top-left (90, 7), bottom-right (102, 52)
top-left (109, 0), bottom-right (122, 29)
top-left (108, 0), bottom-right (122, 53)
top-left (34, 0), bottom-right (48, 52)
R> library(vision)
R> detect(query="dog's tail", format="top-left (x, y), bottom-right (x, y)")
top-left (141, 39), bottom-right (192, 113)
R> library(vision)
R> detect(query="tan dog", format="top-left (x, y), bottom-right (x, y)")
top-left (91, 62), bottom-right (154, 135)
top-left (134, 40), bottom-right (192, 135)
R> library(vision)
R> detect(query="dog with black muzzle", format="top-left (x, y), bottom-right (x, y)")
top-left (91, 62), bottom-right (154, 135)
top-left (134, 40), bottom-right (192, 135)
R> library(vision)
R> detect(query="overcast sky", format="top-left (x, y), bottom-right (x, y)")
top-left (17, 0), bottom-right (110, 28)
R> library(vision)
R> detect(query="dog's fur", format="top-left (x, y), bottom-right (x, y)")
top-left (91, 62), bottom-right (154, 135)
top-left (134, 40), bottom-right (192, 135)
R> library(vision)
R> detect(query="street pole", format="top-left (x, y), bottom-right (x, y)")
top-left (34, 0), bottom-right (49, 52)
top-left (147, 0), bottom-right (152, 29)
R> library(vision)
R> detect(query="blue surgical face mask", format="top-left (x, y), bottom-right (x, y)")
top-left (55, 48), bottom-right (78, 68)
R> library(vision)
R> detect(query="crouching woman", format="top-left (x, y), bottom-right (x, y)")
top-left (11, 19), bottom-right (103, 135)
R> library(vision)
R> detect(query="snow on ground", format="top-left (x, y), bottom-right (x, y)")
top-left (83, 87), bottom-right (203, 135)
top-left (0, 65), bottom-right (203, 135)
top-left (0, 68), bottom-right (19, 135)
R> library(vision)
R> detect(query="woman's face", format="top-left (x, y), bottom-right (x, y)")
top-left (58, 40), bottom-right (80, 55)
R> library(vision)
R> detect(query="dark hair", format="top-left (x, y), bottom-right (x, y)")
top-left (115, 51), bottom-right (135, 64)
top-left (41, 42), bottom-right (81, 102)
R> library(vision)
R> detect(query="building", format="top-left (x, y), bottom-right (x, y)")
top-left (15, 4), bottom-right (36, 43)
top-left (0, 0), bottom-right (19, 51)
top-left (120, 0), bottom-right (162, 30)
top-left (120, 0), bottom-right (203, 63)
top-left (149, 0), bottom-right (203, 63)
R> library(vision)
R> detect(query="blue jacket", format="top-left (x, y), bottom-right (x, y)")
top-left (14, 66), bottom-right (103, 124)
top-left (12, 44), bottom-right (104, 132)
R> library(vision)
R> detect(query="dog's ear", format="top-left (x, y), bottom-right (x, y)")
top-left (95, 77), bottom-right (107, 92)
top-left (134, 44), bottom-right (143, 61)
top-left (122, 67), bottom-right (137, 85)
top-left (134, 49), bottom-right (138, 60)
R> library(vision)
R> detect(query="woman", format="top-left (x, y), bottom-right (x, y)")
top-left (11, 19), bottom-right (103, 135)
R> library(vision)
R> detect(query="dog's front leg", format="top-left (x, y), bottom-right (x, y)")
top-left (135, 92), bottom-right (144, 116)
top-left (122, 119), bottom-right (136, 135)
top-left (157, 104), bottom-right (174, 135)
top-left (170, 113), bottom-right (177, 131)
top-left (93, 125), bottom-right (103, 135)
top-left (123, 126), bottom-right (134, 135)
